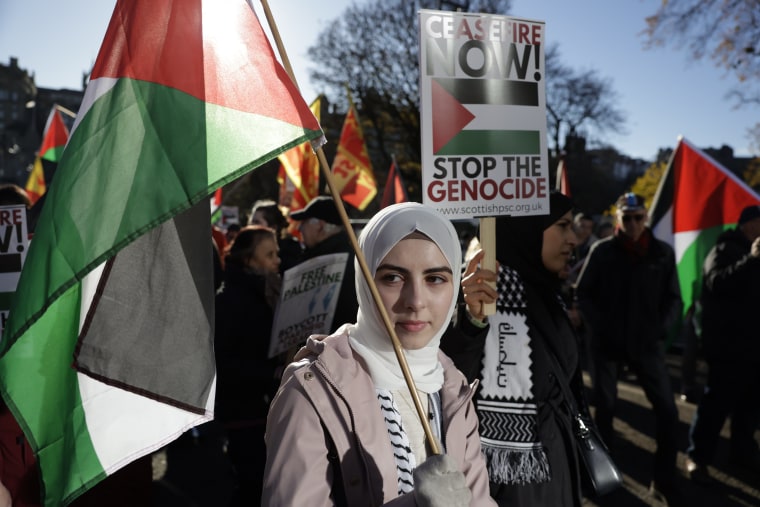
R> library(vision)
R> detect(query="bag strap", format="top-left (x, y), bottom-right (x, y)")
top-left (529, 293), bottom-right (582, 417)
top-left (542, 337), bottom-right (582, 418)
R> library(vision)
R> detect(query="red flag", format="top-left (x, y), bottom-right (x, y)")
top-left (331, 102), bottom-right (377, 210)
top-left (25, 107), bottom-right (70, 205)
top-left (277, 97), bottom-right (322, 213)
top-left (555, 157), bottom-right (571, 197)
top-left (381, 159), bottom-right (408, 208)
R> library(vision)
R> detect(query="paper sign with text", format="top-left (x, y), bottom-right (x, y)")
top-left (268, 253), bottom-right (349, 358)
top-left (0, 205), bottom-right (29, 339)
top-left (419, 10), bottom-right (549, 219)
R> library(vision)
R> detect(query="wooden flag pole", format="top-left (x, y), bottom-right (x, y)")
top-left (258, 0), bottom-right (441, 455)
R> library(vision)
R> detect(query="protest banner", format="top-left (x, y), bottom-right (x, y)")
top-left (269, 252), bottom-right (349, 358)
top-left (0, 205), bottom-right (29, 338)
top-left (419, 10), bottom-right (549, 220)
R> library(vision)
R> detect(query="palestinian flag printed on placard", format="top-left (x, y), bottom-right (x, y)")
top-left (25, 107), bottom-right (70, 205)
top-left (0, 1), bottom-right (322, 506)
top-left (650, 137), bottom-right (760, 315)
top-left (431, 76), bottom-right (541, 156)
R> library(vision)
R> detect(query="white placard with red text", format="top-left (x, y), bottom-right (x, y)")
top-left (419, 10), bottom-right (549, 219)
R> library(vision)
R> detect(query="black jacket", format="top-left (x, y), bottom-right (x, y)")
top-left (214, 264), bottom-right (280, 423)
top-left (576, 230), bottom-right (682, 359)
top-left (700, 228), bottom-right (760, 363)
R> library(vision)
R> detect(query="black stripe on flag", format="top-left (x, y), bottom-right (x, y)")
top-left (434, 77), bottom-right (538, 106)
top-left (74, 200), bottom-right (215, 414)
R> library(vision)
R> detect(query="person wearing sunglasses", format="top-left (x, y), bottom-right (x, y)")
top-left (574, 192), bottom-right (683, 506)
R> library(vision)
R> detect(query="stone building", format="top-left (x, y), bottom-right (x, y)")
top-left (0, 57), bottom-right (83, 186)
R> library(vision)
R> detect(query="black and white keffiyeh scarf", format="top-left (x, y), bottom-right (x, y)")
top-left (477, 264), bottom-right (551, 485)
top-left (377, 388), bottom-right (443, 495)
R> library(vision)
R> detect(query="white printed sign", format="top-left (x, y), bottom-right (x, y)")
top-left (268, 253), bottom-right (348, 358)
top-left (419, 10), bottom-right (549, 219)
top-left (0, 205), bottom-right (29, 339)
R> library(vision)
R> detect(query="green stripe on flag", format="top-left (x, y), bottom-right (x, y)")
top-left (41, 145), bottom-right (66, 163)
top-left (675, 224), bottom-right (734, 314)
top-left (436, 130), bottom-right (540, 155)
top-left (0, 283), bottom-right (105, 504)
top-left (4, 78), bottom-right (320, 348)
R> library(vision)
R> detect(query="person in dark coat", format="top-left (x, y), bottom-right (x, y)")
top-left (575, 192), bottom-right (683, 505)
top-left (442, 192), bottom-right (590, 507)
top-left (685, 204), bottom-right (760, 482)
top-left (214, 225), bottom-right (282, 506)
top-left (289, 196), bottom-right (358, 333)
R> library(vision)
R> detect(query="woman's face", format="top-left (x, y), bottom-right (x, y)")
top-left (374, 236), bottom-right (454, 350)
top-left (250, 210), bottom-right (270, 228)
top-left (542, 210), bottom-right (577, 274)
top-left (247, 235), bottom-right (281, 274)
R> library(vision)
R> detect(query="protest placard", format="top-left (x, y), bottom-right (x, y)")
top-left (268, 252), bottom-right (349, 358)
top-left (0, 205), bottom-right (29, 338)
top-left (419, 10), bottom-right (548, 220)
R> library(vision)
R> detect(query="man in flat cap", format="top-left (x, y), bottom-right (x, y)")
top-left (576, 193), bottom-right (683, 505)
top-left (290, 196), bottom-right (358, 332)
top-left (685, 203), bottom-right (760, 483)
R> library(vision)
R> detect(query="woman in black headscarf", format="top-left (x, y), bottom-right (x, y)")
top-left (442, 192), bottom-right (587, 507)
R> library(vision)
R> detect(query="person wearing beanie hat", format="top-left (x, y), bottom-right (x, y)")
top-left (288, 195), bottom-right (358, 333)
top-left (684, 202), bottom-right (760, 483)
top-left (442, 192), bottom-right (593, 506)
top-left (575, 192), bottom-right (683, 505)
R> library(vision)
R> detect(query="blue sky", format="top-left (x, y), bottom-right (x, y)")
top-left (2, 0), bottom-right (756, 160)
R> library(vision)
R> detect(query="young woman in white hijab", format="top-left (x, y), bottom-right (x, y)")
top-left (263, 203), bottom-right (495, 506)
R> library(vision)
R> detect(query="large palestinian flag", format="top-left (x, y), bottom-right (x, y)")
top-left (650, 137), bottom-right (760, 315)
top-left (0, 1), bottom-right (322, 505)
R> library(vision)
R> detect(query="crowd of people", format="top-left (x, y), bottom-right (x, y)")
top-left (213, 191), bottom-right (758, 506)
top-left (0, 182), bottom-right (758, 506)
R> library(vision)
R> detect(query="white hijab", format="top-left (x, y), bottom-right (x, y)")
top-left (348, 203), bottom-right (462, 393)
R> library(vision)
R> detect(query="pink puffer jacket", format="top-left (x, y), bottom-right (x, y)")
top-left (262, 329), bottom-right (495, 506)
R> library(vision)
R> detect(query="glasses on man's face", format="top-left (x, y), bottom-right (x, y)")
top-left (622, 214), bottom-right (646, 224)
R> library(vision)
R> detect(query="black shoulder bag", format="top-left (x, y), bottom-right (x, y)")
top-left (544, 343), bottom-right (623, 497)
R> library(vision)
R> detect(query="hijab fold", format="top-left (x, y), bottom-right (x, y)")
top-left (348, 203), bottom-right (462, 393)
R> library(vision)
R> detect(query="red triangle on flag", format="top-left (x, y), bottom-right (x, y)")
top-left (671, 139), bottom-right (760, 233)
top-left (40, 109), bottom-right (70, 162)
top-left (432, 79), bottom-right (475, 154)
top-left (91, 0), bottom-right (320, 130)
